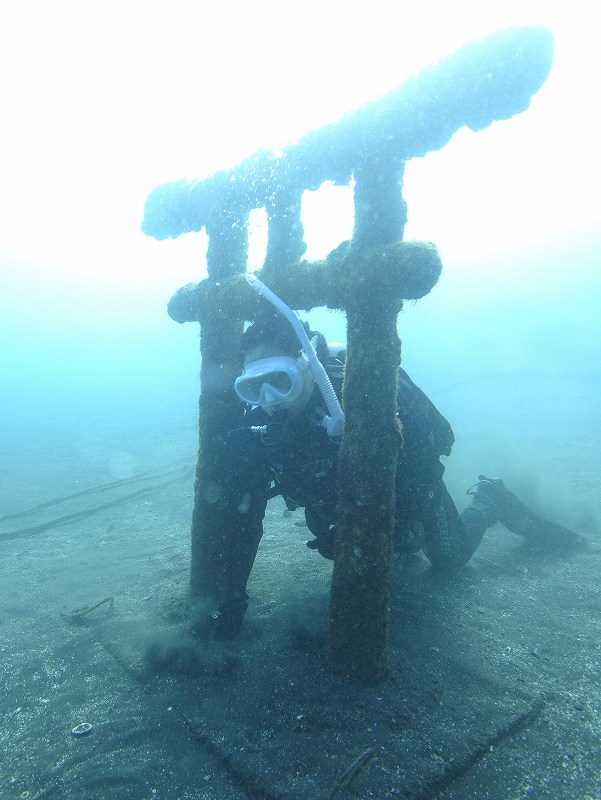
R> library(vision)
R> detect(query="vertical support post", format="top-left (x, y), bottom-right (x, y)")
top-left (190, 209), bottom-right (248, 599)
top-left (351, 159), bottom-right (407, 250)
top-left (328, 159), bottom-right (406, 682)
top-left (263, 189), bottom-right (307, 273)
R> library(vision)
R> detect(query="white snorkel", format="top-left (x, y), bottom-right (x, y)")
top-left (246, 274), bottom-right (345, 438)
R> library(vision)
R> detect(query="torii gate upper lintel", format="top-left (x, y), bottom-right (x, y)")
top-left (142, 26), bottom-right (553, 683)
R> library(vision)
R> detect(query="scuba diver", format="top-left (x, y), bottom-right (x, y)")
top-left (201, 277), bottom-right (583, 640)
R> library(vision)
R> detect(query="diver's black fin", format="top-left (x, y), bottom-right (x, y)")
top-left (468, 475), bottom-right (586, 547)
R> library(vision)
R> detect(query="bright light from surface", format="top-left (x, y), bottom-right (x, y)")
top-left (0, 0), bottom-right (599, 289)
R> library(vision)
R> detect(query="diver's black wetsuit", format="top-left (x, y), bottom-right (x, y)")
top-left (208, 367), bottom-right (489, 638)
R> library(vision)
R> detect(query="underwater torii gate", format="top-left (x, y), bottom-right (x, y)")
top-left (142, 26), bottom-right (553, 683)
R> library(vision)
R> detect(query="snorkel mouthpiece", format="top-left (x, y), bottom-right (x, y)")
top-left (246, 274), bottom-right (345, 437)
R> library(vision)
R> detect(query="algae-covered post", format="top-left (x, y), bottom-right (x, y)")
top-left (142, 27), bottom-right (553, 683)
top-left (188, 209), bottom-right (248, 600)
top-left (327, 160), bottom-right (407, 682)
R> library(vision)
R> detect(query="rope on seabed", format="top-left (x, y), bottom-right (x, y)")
top-left (408, 694), bottom-right (549, 800)
top-left (60, 596), bottom-right (115, 623)
top-left (0, 455), bottom-right (196, 522)
top-left (0, 462), bottom-right (195, 541)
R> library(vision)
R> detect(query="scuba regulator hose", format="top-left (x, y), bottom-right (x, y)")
top-left (246, 274), bottom-right (345, 438)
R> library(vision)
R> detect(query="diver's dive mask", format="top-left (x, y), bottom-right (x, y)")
top-left (234, 354), bottom-right (315, 416)
top-left (238, 275), bottom-right (345, 436)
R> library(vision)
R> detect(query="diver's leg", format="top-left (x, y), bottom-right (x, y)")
top-left (422, 484), bottom-right (486, 570)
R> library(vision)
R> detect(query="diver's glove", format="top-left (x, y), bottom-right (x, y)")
top-left (306, 527), bottom-right (336, 560)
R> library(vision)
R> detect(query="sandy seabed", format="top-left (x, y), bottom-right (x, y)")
top-left (1, 373), bottom-right (600, 800)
